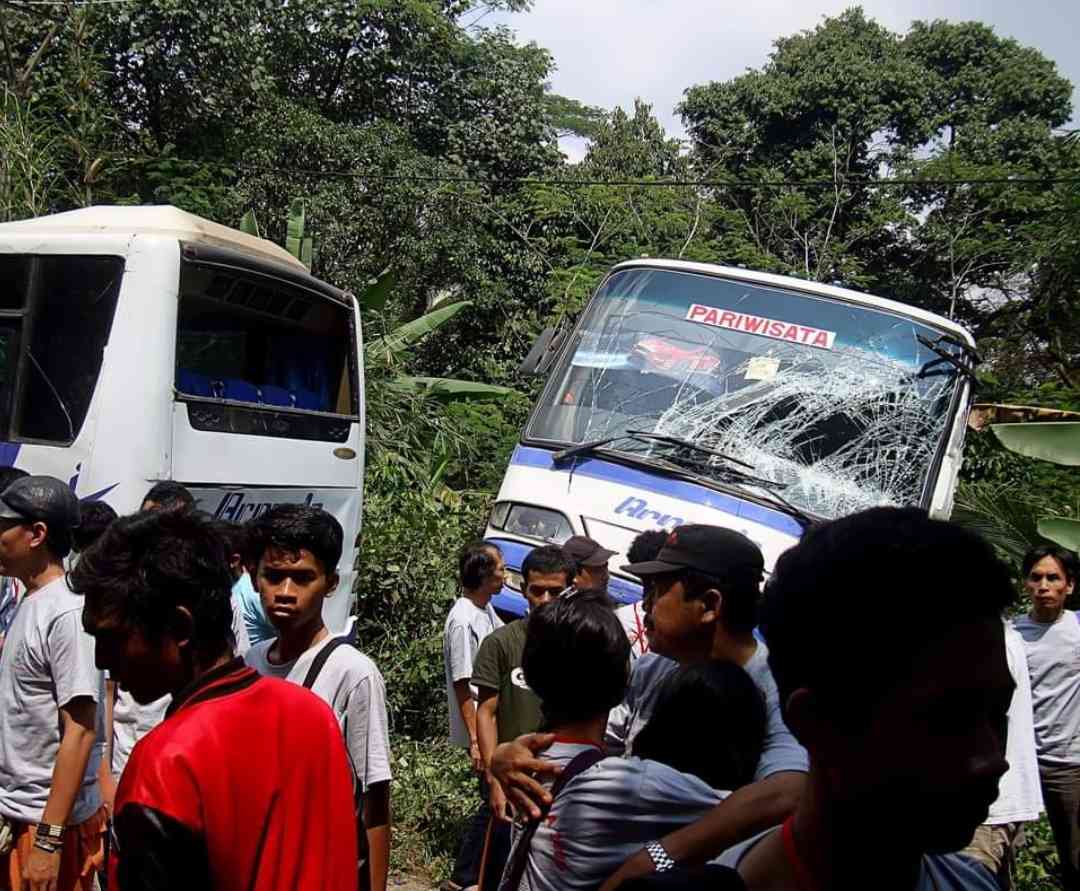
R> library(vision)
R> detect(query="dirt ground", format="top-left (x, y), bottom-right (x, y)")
top-left (390, 874), bottom-right (438, 891)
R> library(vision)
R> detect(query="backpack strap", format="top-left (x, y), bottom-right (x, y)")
top-left (501, 746), bottom-right (606, 891)
top-left (302, 635), bottom-right (353, 689)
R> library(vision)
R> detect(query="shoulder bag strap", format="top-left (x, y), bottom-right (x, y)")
top-left (302, 635), bottom-right (353, 690)
top-left (501, 747), bottom-right (606, 891)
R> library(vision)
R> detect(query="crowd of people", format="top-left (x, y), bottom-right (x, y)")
top-left (444, 517), bottom-right (1080, 891)
top-left (0, 474), bottom-right (390, 891)
top-left (0, 468), bottom-right (1077, 891)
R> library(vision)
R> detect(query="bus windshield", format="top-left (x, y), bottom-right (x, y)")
top-left (526, 267), bottom-right (967, 520)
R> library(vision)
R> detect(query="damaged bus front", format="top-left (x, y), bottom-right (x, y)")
top-left (485, 260), bottom-right (976, 615)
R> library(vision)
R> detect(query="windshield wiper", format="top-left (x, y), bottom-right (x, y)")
top-left (915, 334), bottom-right (979, 383)
top-left (626, 430), bottom-right (755, 470)
top-left (552, 435), bottom-right (638, 463)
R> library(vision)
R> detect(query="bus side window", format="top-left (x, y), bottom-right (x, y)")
top-left (0, 254), bottom-right (124, 444)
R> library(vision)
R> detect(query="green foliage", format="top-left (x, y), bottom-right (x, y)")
top-left (1015, 816), bottom-right (1062, 890)
top-left (390, 738), bottom-right (475, 877)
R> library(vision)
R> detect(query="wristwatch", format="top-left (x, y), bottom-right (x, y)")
top-left (35, 823), bottom-right (64, 844)
top-left (646, 841), bottom-right (676, 872)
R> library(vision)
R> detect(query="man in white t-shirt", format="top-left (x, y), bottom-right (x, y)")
top-left (1013, 543), bottom-right (1080, 889)
top-left (443, 541), bottom-right (505, 891)
top-left (0, 476), bottom-right (105, 890)
top-left (961, 621), bottom-right (1043, 889)
top-left (244, 505), bottom-right (392, 891)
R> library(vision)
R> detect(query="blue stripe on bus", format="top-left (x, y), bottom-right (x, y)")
top-left (0, 442), bottom-right (20, 466)
top-left (508, 445), bottom-right (803, 538)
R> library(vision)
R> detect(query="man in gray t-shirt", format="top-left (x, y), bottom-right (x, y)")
top-left (1013, 544), bottom-right (1080, 888)
top-left (0, 476), bottom-right (105, 887)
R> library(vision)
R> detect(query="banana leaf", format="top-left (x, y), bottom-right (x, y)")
top-left (390, 376), bottom-right (516, 401)
top-left (1038, 518), bottom-right (1080, 551)
top-left (373, 301), bottom-right (472, 354)
top-left (358, 268), bottom-right (396, 312)
top-left (991, 422), bottom-right (1080, 466)
top-left (286, 198), bottom-right (305, 260)
top-left (238, 210), bottom-right (260, 237)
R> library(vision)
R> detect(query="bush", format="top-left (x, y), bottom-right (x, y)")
top-left (390, 737), bottom-right (477, 878)
top-left (1016, 816), bottom-right (1061, 890)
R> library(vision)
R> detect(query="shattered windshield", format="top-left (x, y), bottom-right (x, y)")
top-left (526, 268), bottom-right (966, 520)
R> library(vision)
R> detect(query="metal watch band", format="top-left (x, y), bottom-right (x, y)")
top-left (35, 822), bottom-right (64, 842)
top-left (646, 841), bottom-right (676, 872)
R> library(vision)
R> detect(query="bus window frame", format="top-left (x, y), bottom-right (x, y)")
top-left (0, 253), bottom-right (126, 448)
top-left (175, 243), bottom-right (361, 426)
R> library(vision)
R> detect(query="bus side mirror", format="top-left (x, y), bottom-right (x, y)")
top-left (519, 326), bottom-right (567, 377)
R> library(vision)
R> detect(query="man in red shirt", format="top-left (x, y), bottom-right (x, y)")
top-left (70, 509), bottom-right (358, 891)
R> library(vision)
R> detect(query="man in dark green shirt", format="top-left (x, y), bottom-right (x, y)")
top-left (472, 544), bottom-right (574, 888)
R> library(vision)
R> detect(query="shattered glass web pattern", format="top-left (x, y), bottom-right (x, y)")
top-left (571, 332), bottom-right (954, 521)
top-left (652, 349), bottom-right (952, 518)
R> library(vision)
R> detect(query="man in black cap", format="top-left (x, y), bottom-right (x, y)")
top-left (0, 476), bottom-right (106, 891)
top-left (490, 524), bottom-right (808, 887)
top-left (561, 535), bottom-right (617, 596)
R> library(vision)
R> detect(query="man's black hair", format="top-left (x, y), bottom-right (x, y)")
top-left (143, 480), bottom-right (195, 512)
top-left (633, 661), bottom-right (766, 791)
top-left (762, 507), bottom-right (1015, 728)
top-left (73, 500), bottom-right (118, 553)
top-left (1022, 543), bottom-right (1078, 584)
top-left (523, 591), bottom-right (629, 728)
top-left (0, 466), bottom-right (28, 493)
top-left (208, 519), bottom-right (248, 561)
top-left (247, 505), bottom-right (343, 576)
top-left (627, 529), bottom-right (669, 565)
top-left (459, 541), bottom-right (500, 591)
top-left (69, 509), bottom-right (234, 662)
top-left (522, 544), bottom-right (573, 586)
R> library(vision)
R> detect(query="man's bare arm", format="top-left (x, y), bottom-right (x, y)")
top-left (600, 771), bottom-right (806, 891)
top-left (41, 696), bottom-right (98, 825)
top-left (363, 780), bottom-right (391, 891)
top-left (453, 679), bottom-right (482, 772)
top-left (476, 688), bottom-right (500, 769)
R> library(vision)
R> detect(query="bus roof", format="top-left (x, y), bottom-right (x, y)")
top-left (612, 259), bottom-right (975, 346)
top-left (0, 205), bottom-right (307, 271)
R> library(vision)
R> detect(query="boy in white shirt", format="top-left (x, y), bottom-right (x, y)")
top-left (244, 505), bottom-right (392, 891)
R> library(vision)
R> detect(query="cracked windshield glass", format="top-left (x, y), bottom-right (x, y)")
top-left (527, 267), bottom-right (965, 520)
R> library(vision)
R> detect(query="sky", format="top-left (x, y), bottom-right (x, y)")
top-left (489, 0), bottom-right (1079, 159)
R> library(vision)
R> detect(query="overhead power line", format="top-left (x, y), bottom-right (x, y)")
top-left (219, 166), bottom-right (1080, 190)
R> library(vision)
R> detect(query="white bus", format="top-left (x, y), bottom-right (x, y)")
top-left (486, 259), bottom-right (976, 614)
top-left (0, 206), bottom-right (364, 630)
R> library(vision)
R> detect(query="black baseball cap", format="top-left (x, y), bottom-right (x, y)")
top-left (622, 524), bottom-right (763, 578)
top-left (0, 475), bottom-right (81, 534)
top-left (562, 535), bottom-right (617, 567)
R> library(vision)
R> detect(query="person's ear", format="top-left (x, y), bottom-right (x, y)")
top-left (27, 520), bottom-right (48, 550)
top-left (1066, 576), bottom-right (1076, 596)
top-left (699, 588), bottom-right (721, 625)
top-left (326, 572), bottom-right (340, 598)
top-left (785, 687), bottom-right (844, 765)
top-left (168, 605), bottom-right (196, 654)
